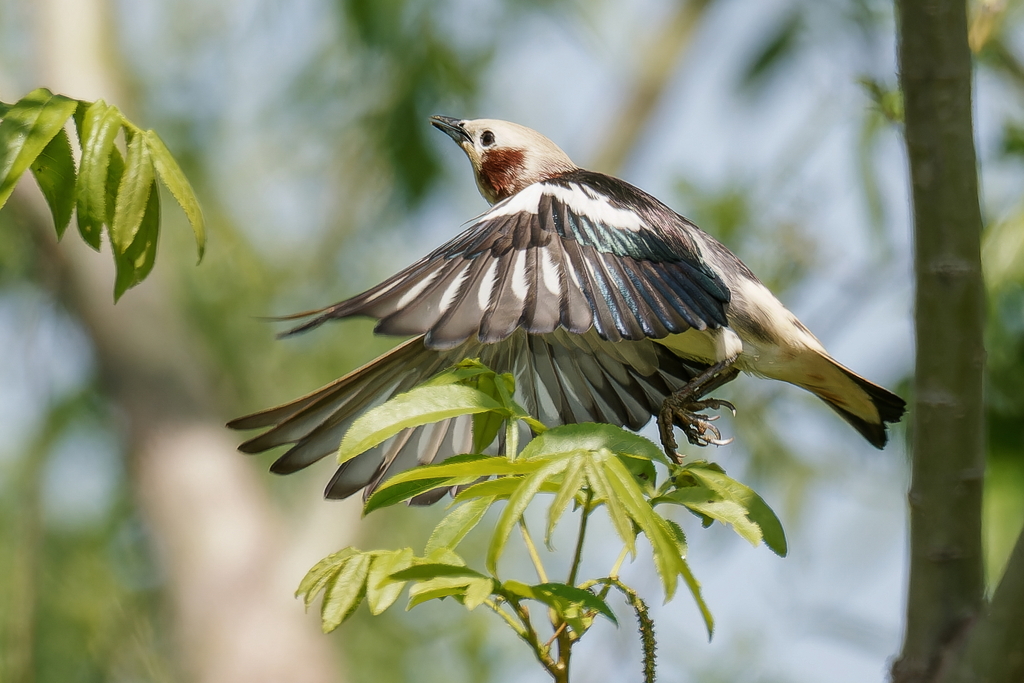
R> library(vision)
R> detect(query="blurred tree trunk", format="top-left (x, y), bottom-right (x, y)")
top-left (894, 0), bottom-right (1023, 681)
top-left (26, 0), bottom-right (355, 680)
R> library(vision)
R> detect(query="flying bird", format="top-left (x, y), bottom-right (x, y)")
top-left (229, 116), bottom-right (905, 501)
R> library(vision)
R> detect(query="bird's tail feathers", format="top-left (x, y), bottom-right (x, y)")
top-left (794, 353), bottom-right (906, 449)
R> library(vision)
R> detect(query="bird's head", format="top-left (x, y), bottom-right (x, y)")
top-left (430, 116), bottom-right (577, 205)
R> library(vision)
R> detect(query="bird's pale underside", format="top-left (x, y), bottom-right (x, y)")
top-left (229, 116), bottom-right (906, 500)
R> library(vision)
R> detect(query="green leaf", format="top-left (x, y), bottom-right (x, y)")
top-left (0, 101), bottom-right (10, 117)
top-left (687, 466), bottom-right (787, 557)
top-left (0, 88), bottom-right (78, 212)
top-left (75, 100), bottom-right (123, 248)
top-left (110, 129), bottom-right (155, 257)
top-left (366, 548), bottom-right (414, 615)
top-left (296, 547), bottom-right (360, 607)
top-left (364, 453), bottom-right (538, 513)
top-left (500, 581), bottom-right (616, 634)
top-left (603, 456), bottom-right (686, 600)
top-left (499, 579), bottom-right (536, 600)
top-left (452, 476), bottom-right (560, 503)
top-left (546, 455), bottom-right (585, 544)
top-left (425, 496), bottom-right (494, 553)
top-left (487, 456), bottom-right (571, 573)
top-left (462, 577), bottom-right (496, 610)
top-left (662, 518), bottom-right (688, 556)
top-left (113, 180), bottom-right (159, 300)
top-left (103, 146), bottom-right (125, 228)
top-left (520, 423), bottom-right (668, 464)
top-left (363, 476), bottom-right (453, 514)
top-left (663, 490), bottom-right (762, 547)
top-left (619, 453), bottom-right (658, 492)
top-left (144, 129), bottom-right (205, 260)
top-left (388, 563), bottom-right (485, 581)
top-left (679, 557), bottom-right (714, 639)
top-left (29, 127), bottom-right (76, 236)
top-left (338, 385), bottom-right (504, 465)
top-left (583, 455), bottom-right (636, 556)
top-left (532, 583), bottom-right (618, 630)
top-left (321, 552), bottom-right (372, 632)
top-left (472, 408), bottom-right (505, 454)
top-left (407, 575), bottom-right (495, 610)
top-left (420, 358), bottom-right (494, 387)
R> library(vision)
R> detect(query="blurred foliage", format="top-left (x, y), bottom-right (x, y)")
top-left (2, 0), bottom-right (1024, 680)
top-left (0, 89), bottom-right (205, 299)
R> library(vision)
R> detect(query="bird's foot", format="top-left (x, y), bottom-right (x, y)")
top-left (658, 395), bottom-right (737, 463)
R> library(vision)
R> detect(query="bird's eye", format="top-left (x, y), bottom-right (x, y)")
top-left (480, 130), bottom-right (495, 147)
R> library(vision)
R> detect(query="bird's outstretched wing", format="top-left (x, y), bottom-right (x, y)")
top-left (284, 170), bottom-right (731, 349)
top-left (228, 329), bottom-right (710, 500)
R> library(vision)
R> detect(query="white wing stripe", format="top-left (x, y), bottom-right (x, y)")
top-left (540, 246), bottom-right (561, 297)
top-left (438, 263), bottom-right (471, 314)
top-left (511, 250), bottom-right (528, 301)
top-left (396, 269), bottom-right (441, 310)
top-left (477, 259), bottom-right (499, 310)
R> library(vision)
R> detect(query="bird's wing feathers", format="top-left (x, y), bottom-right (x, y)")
top-left (233, 329), bottom-right (707, 500)
top-left (283, 171), bottom-right (730, 349)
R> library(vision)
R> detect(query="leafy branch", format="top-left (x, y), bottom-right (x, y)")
top-left (0, 88), bottom-right (205, 299)
top-left (297, 360), bottom-right (787, 682)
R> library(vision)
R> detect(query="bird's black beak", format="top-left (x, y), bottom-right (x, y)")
top-left (430, 115), bottom-right (471, 144)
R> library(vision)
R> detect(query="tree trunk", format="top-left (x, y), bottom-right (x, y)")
top-left (23, 0), bottom-right (356, 680)
top-left (892, 0), bottom-right (987, 681)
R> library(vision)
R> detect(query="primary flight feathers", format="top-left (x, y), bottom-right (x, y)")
top-left (230, 116), bottom-right (905, 500)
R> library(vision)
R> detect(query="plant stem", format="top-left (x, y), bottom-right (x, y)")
top-left (609, 545), bottom-right (630, 578)
top-left (483, 599), bottom-right (529, 640)
top-left (507, 597), bottom-right (560, 678)
top-left (567, 490), bottom-right (593, 587)
top-left (555, 619), bottom-right (572, 683)
top-left (519, 519), bottom-right (549, 583)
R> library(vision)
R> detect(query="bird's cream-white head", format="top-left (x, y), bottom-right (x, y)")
top-left (430, 116), bottom-right (577, 205)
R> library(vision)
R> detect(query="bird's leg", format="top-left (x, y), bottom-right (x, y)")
top-left (658, 358), bottom-right (741, 463)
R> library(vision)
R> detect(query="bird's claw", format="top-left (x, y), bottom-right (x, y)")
top-left (657, 397), bottom-right (736, 463)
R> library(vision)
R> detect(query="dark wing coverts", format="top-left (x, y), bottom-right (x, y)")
top-left (286, 170), bottom-right (731, 347)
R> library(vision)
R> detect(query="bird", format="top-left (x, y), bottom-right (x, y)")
top-left (229, 116), bottom-right (906, 501)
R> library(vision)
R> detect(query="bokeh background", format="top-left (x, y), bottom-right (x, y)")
top-left (1, 0), bottom-right (1022, 681)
